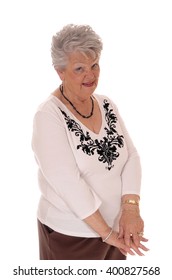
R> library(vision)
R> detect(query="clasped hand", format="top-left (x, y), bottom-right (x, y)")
top-left (105, 209), bottom-right (149, 256)
top-left (117, 209), bottom-right (149, 256)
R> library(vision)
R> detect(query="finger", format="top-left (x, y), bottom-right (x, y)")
top-left (140, 236), bottom-right (149, 242)
top-left (130, 242), bottom-right (144, 256)
top-left (118, 226), bottom-right (124, 239)
top-left (124, 233), bottom-right (132, 247)
top-left (132, 233), bottom-right (140, 247)
top-left (116, 240), bottom-right (135, 256)
top-left (121, 244), bottom-right (135, 256)
top-left (139, 243), bottom-right (149, 252)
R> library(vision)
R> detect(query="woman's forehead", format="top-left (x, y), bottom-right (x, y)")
top-left (68, 51), bottom-right (98, 65)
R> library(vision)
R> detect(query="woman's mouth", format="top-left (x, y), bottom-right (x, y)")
top-left (82, 81), bottom-right (95, 87)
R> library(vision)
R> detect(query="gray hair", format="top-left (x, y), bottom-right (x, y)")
top-left (51, 24), bottom-right (103, 70)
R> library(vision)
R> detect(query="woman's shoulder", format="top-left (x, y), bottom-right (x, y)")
top-left (36, 94), bottom-right (59, 111)
top-left (33, 94), bottom-right (64, 122)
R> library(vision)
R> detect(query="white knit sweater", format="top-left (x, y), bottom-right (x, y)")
top-left (32, 93), bottom-right (141, 237)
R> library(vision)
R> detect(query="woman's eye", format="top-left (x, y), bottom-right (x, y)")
top-left (92, 63), bottom-right (99, 69)
top-left (75, 67), bottom-right (83, 73)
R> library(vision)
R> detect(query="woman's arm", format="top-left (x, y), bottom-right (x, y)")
top-left (109, 101), bottom-right (149, 252)
top-left (120, 194), bottom-right (143, 245)
top-left (32, 110), bottom-right (101, 219)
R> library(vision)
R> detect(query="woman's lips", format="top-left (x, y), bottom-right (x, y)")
top-left (82, 81), bottom-right (95, 87)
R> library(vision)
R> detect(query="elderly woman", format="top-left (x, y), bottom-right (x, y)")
top-left (32, 24), bottom-right (148, 260)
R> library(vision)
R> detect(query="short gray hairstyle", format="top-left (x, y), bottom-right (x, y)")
top-left (51, 24), bottom-right (103, 70)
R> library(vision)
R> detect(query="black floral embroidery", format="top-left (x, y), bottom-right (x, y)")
top-left (59, 99), bottom-right (124, 170)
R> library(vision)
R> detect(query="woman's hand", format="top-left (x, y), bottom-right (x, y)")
top-left (106, 230), bottom-right (148, 256)
top-left (83, 209), bottom-right (139, 256)
top-left (118, 206), bottom-right (144, 246)
top-left (129, 236), bottom-right (149, 256)
top-left (118, 206), bottom-right (149, 255)
top-left (104, 231), bottom-right (135, 256)
top-left (83, 208), bottom-right (149, 257)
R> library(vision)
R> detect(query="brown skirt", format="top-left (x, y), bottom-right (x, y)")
top-left (37, 219), bottom-right (126, 260)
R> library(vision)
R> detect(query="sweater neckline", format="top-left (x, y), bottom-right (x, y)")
top-left (51, 94), bottom-right (105, 136)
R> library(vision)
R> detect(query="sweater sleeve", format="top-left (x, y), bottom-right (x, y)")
top-left (32, 110), bottom-right (102, 219)
top-left (111, 101), bottom-right (142, 196)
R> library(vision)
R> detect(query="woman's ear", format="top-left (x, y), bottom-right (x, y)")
top-left (55, 68), bottom-right (65, 81)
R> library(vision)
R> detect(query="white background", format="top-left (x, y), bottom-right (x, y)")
top-left (0, 0), bottom-right (172, 278)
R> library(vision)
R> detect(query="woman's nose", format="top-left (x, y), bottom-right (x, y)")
top-left (85, 70), bottom-right (95, 79)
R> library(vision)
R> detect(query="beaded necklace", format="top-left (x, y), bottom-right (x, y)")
top-left (59, 84), bottom-right (94, 119)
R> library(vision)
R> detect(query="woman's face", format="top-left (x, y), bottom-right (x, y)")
top-left (57, 51), bottom-right (100, 100)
